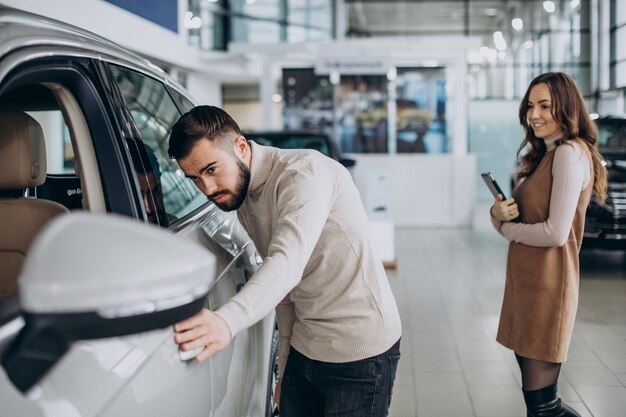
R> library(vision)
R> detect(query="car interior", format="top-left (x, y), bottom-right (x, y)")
top-left (0, 82), bottom-right (105, 300)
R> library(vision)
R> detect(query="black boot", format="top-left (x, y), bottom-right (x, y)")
top-left (523, 383), bottom-right (581, 417)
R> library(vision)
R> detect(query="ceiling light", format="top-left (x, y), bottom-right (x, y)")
top-left (184, 12), bottom-right (202, 29)
top-left (493, 31), bottom-right (507, 51)
top-left (543, 1), bottom-right (556, 13)
top-left (272, 94), bottom-right (282, 103)
top-left (523, 40), bottom-right (534, 49)
top-left (512, 18), bottom-right (524, 30)
top-left (570, 0), bottom-right (580, 8)
top-left (480, 47), bottom-right (497, 63)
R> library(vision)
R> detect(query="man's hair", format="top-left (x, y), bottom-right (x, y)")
top-left (168, 105), bottom-right (242, 160)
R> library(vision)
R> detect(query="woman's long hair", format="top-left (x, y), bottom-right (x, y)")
top-left (517, 72), bottom-right (607, 202)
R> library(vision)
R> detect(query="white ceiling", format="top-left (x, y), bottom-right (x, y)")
top-left (346, 0), bottom-right (555, 36)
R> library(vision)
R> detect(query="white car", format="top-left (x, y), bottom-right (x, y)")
top-left (0, 7), bottom-right (278, 417)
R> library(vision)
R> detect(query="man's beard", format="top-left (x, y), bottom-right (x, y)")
top-left (209, 159), bottom-right (250, 212)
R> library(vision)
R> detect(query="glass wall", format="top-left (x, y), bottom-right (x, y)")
top-left (613, 0), bottom-right (626, 87)
top-left (281, 67), bottom-right (450, 154)
top-left (186, 0), bottom-right (333, 50)
top-left (467, 0), bottom-right (592, 99)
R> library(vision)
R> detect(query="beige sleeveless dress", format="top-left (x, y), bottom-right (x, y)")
top-left (496, 143), bottom-right (593, 362)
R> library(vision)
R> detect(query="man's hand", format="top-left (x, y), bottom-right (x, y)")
top-left (173, 308), bottom-right (232, 362)
top-left (275, 377), bottom-right (282, 410)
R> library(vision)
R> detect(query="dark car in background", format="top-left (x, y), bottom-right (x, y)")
top-left (584, 115), bottom-right (626, 248)
top-left (244, 130), bottom-right (356, 168)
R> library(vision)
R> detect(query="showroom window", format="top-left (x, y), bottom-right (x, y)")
top-left (185, 0), bottom-right (333, 50)
top-left (281, 67), bottom-right (449, 154)
top-left (612, 0), bottom-right (626, 87)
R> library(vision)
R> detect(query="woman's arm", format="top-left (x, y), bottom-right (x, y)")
top-left (499, 143), bottom-right (590, 247)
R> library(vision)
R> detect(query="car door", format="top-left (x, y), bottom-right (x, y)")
top-left (0, 53), bottom-right (186, 417)
top-left (101, 63), bottom-right (274, 417)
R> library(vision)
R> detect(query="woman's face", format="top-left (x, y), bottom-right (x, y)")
top-left (526, 83), bottom-right (560, 138)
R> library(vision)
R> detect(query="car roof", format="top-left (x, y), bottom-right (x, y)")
top-left (0, 6), bottom-right (186, 93)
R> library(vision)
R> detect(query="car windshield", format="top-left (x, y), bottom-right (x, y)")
top-left (597, 119), bottom-right (626, 153)
top-left (246, 133), bottom-right (331, 157)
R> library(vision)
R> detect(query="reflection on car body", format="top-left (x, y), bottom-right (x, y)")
top-left (0, 7), bottom-right (277, 417)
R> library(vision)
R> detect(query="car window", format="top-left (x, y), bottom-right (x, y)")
top-left (109, 65), bottom-right (207, 223)
top-left (26, 111), bottom-right (75, 175)
top-left (168, 88), bottom-right (195, 113)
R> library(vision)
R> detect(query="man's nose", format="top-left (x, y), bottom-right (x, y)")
top-left (199, 176), bottom-right (217, 195)
top-left (143, 193), bottom-right (152, 213)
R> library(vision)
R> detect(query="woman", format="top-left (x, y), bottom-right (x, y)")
top-left (490, 72), bottom-right (606, 417)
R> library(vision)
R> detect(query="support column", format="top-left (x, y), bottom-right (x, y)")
top-left (335, 0), bottom-right (346, 40)
top-left (260, 58), bottom-right (276, 130)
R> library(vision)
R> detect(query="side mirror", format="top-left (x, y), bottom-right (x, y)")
top-left (1, 213), bottom-right (216, 392)
top-left (340, 158), bottom-right (356, 168)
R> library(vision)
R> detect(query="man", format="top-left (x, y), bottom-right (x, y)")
top-left (169, 105), bottom-right (401, 417)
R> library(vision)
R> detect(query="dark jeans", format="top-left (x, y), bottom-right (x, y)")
top-left (280, 339), bottom-right (401, 417)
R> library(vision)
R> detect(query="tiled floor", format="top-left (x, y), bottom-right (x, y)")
top-left (387, 206), bottom-right (626, 417)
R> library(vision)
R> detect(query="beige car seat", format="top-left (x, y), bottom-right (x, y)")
top-left (0, 111), bottom-right (68, 297)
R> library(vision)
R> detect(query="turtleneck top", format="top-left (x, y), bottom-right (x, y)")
top-left (491, 130), bottom-right (591, 246)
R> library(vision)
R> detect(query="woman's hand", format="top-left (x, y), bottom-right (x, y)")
top-left (490, 194), bottom-right (520, 222)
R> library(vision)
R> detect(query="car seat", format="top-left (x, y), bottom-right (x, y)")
top-left (0, 111), bottom-right (68, 297)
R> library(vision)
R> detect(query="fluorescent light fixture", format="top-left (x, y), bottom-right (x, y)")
top-left (543, 1), bottom-right (556, 13)
top-left (512, 18), bottom-right (524, 30)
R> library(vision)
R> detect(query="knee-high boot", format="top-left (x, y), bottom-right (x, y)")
top-left (523, 383), bottom-right (581, 417)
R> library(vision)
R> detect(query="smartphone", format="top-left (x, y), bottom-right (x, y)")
top-left (481, 172), bottom-right (506, 199)
top-left (481, 172), bottom-right (521, 222)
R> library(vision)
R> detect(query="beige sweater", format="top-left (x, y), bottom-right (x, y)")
top-left (215, 142), bottom-right (402, 374)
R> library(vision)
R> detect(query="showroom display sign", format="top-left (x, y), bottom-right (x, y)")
top-left (314, 56), bottom-right (391, 75)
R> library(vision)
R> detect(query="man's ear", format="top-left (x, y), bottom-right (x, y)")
top-left (234, 135), bottom-right (249, 159)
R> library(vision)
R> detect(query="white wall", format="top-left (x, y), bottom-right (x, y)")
top-left (186, 71), bottom-right (222, 106)
top-left (2, 0), bottom-right (204, 70)
top-left (223, 102), bottom-right (283, 131)
top-left (349, 154), bottom-right (476, 227)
